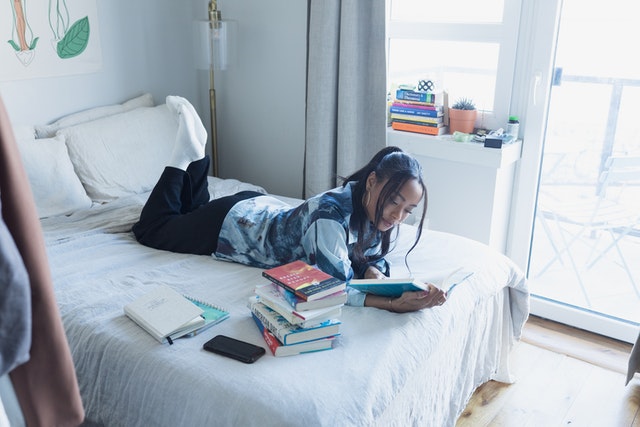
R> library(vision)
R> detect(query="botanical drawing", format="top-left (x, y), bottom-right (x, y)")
top-left (7, 0), bottom-right (89, 67)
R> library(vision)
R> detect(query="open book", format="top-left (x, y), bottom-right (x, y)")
top-left (124, 285), bottom-right (229, 344)
top-left (348, 267), bottom-right (474, 297)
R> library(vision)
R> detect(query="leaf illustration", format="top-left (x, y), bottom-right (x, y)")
top-left (8, 40), bottom-right (20, 52)
top-left (57, 16), bottom-right (90, 59)
top-left (29, 37), bottom-right (39, 50)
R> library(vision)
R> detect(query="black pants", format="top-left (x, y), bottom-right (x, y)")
top-left (132, 156), bottom-right (263, 255)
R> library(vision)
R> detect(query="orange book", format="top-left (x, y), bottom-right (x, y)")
top-left (392, 121), bottom-right (448, 136)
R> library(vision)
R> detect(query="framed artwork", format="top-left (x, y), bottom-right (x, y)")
top-left (1, 0), bottom-right (102, 81)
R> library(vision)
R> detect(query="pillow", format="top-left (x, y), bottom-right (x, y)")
top-left (35, 93), bottom-right (154, 138)
top-left (59, 104), bottom-right (177, 202)
top-left (16, 135), bottom-right (93, 218)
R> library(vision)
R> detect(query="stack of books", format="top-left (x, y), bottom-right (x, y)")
top-left (389, 88), bottom-right (448, 136)
top-left (249, 260), bottom-right (346, 357)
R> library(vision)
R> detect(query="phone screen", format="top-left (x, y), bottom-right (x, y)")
top-left (203, 335), bottom-right (266, 364)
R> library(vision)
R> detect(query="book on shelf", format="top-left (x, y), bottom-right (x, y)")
top-left (262, 260), bottom-right (346, 301)
top-left (390, 113), bottom-right (444, 125)
top-left (392, 101), bottom-right (442, 111)
top-left (391, 121), bottom-right (448, 136)
top-left (389, 105), bottom-right (443, 118)
top-left (251, 313), bottom-right (335, 357)
top-left (124, 285), bottom-right (228, 344)
top-left (254, 283), bottom-right (343, 327)
top-left (249, 298), bottom-right (341, 345)
top-left (347, 267), bottom-right (474, 297)
top-left (395, 89), bottom-right (440, 104)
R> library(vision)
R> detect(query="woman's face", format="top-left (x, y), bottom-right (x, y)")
top-left (365, 173), bottom-right (423, 232)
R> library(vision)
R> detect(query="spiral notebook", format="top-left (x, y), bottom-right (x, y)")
top-left (183, 295), bottom-right (230, 337)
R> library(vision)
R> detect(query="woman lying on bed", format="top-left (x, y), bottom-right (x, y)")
top-left (133, 96), bottom-right (447, 313)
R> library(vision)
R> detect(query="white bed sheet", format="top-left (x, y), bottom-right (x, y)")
top-left (43, 179), bottom-right (528, 427)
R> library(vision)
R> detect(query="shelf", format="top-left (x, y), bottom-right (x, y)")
top-left (387, 129), bottom-right (522, 169)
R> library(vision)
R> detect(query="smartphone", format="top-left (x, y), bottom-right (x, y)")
top-left (203, 335), bottom-right (266, 364)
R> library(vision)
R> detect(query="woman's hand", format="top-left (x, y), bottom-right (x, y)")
top-left (390, 284), bottom-right (447, 312)
top-left (363, 282), bottom-right (447, 313)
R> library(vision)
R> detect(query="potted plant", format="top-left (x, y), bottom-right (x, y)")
top-left (448, 97), bottom-right (477, 134)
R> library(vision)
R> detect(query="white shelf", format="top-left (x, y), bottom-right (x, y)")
top-left (387, 128), bottom-right (523, 253)
top-left (387, 129), bottom-right (522, 169)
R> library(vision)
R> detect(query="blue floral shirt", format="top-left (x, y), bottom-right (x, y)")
top-left (214, 182), bottom-right (389, 306)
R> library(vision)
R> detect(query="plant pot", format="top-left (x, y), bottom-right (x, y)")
top-left (448, 108), bottom-right (477, 134)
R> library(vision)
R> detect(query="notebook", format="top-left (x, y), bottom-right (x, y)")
top-left (183, 295), bottom-right (230, 337)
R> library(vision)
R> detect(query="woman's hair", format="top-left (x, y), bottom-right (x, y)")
top-left (341, 146), bottom-right (428, 273)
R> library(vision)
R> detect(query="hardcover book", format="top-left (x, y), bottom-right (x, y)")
top-left (249, 298), bottom-right (341, 345)
top-left (348, 268), bottom-right (474, 297)
top-left (391, 121), bottom-right (448, 136)
top-left (251, 313), bottom-right (335, 357)
top-left (389, 105), bottom-right (443, 118)
top-left (124, 285), bottom-right (206, 344)
top-left (278, 286), bottom-right (347, 311)
top-left (254, 283), bottom-right (343, 327)
top-left (262, 260), bottom-right (346, 301)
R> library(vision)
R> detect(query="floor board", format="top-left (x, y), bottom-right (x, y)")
top-left (456, 316), bottom-right (640, 427)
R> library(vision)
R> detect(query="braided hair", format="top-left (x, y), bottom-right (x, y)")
top-left (341, 146), bottom-right (428, 272)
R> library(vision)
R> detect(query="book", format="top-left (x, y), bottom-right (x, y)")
top-left (392, 101), bottom-right (442, 111)
top-left (348, 268), bottom-right (474, 297)
top-left (254, 283), bottom-right (343, 327)
top-left (390, 105), bottom-right (443, 118)
top-left (347, 277), bottom-right (428, 297)
top-left (182, 295), bottom-right (230, 337)
top-left (395, 89), bottom-right (439, 103)
top-left (391, 121), bottom-right (448, 136)
top-left (390, 113), bottom-right (444, 124)
top-left (262, 260), bottom-right (346, 301)
top-left (124, 285), bottom-right (206, 344)
top-left (251, 313), bottom-right (335, 357)
top-left (279, 286), bottom-right (347, 311)
top-left (249, 299), bottom-right (341, 345)
top-left (392, 118), bottom-right (443, 128)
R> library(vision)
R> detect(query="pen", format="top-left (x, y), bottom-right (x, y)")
top-left (447, 272), bottom-right (474, 294)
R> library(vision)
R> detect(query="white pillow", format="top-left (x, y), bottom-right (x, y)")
top-left (59, 104), bottom-right (177, 202)
top-left (35, 93), bottom-right (154, 138)
top-left (16, 135), bottom-right (93, 218)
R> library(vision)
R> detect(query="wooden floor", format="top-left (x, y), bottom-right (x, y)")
top-left (456, 316), bottom-right (640, 427)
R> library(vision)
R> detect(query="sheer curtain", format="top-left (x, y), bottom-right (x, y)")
top-left (304, 0), bottom-right (386, 197)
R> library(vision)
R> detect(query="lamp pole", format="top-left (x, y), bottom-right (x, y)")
top-left (208, 0), bottom-right (220, 177)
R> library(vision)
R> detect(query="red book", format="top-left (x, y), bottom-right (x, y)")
top-left (262, 260), bottom-right (346, 301)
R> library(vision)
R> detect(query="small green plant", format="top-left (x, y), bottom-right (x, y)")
top-left (451, 97), bottom-right (476, 110)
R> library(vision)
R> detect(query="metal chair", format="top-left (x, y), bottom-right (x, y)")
top-left (535, 156), bottom-right (640, 305)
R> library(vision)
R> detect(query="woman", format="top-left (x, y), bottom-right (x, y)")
top-left (133, 96), bottom-right (446, 312)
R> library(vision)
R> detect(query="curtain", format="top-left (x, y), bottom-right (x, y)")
top-left (304, 0), bottom-right (386, 197)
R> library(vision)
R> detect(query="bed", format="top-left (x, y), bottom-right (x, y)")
top-left (13, 94), bottom-right (529, 426)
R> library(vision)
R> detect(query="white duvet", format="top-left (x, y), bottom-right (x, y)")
top-left (43, 178), bottom-right (528, 427)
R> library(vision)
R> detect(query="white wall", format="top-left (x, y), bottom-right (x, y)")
top-left (215, 0), bottom-right (307, 198)
top-left (0, 0), bottom-right (308, 198)
top-left (1, 1), bottom-right (201, 126)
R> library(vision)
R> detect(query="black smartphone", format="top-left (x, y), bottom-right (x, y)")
top-left (203, 335), bottom-right (266, 364)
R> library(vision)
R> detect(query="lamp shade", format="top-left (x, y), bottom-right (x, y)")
top-left (194, 19), bottom-right (236, 71)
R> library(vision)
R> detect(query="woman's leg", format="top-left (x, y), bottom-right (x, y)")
top-left (132, 96), bottom-right (218, 254)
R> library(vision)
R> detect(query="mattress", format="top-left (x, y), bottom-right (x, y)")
top-left (42, 179), bottom-right (528, 427)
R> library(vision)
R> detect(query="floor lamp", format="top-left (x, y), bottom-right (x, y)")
top-left (206, 0), bottom-right (232, 177)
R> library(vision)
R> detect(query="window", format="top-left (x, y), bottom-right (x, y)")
top-left (386, 0), bottom-right (522, 131)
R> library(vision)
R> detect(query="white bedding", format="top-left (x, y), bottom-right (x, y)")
top-left (44, 178), bottom-right (528, 427)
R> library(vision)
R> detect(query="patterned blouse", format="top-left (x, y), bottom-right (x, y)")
top-left (214, 182), bottom-right (389, 306)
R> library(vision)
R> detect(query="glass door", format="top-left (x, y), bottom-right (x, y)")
top-left (526, 0), bottom-right (640, 342)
